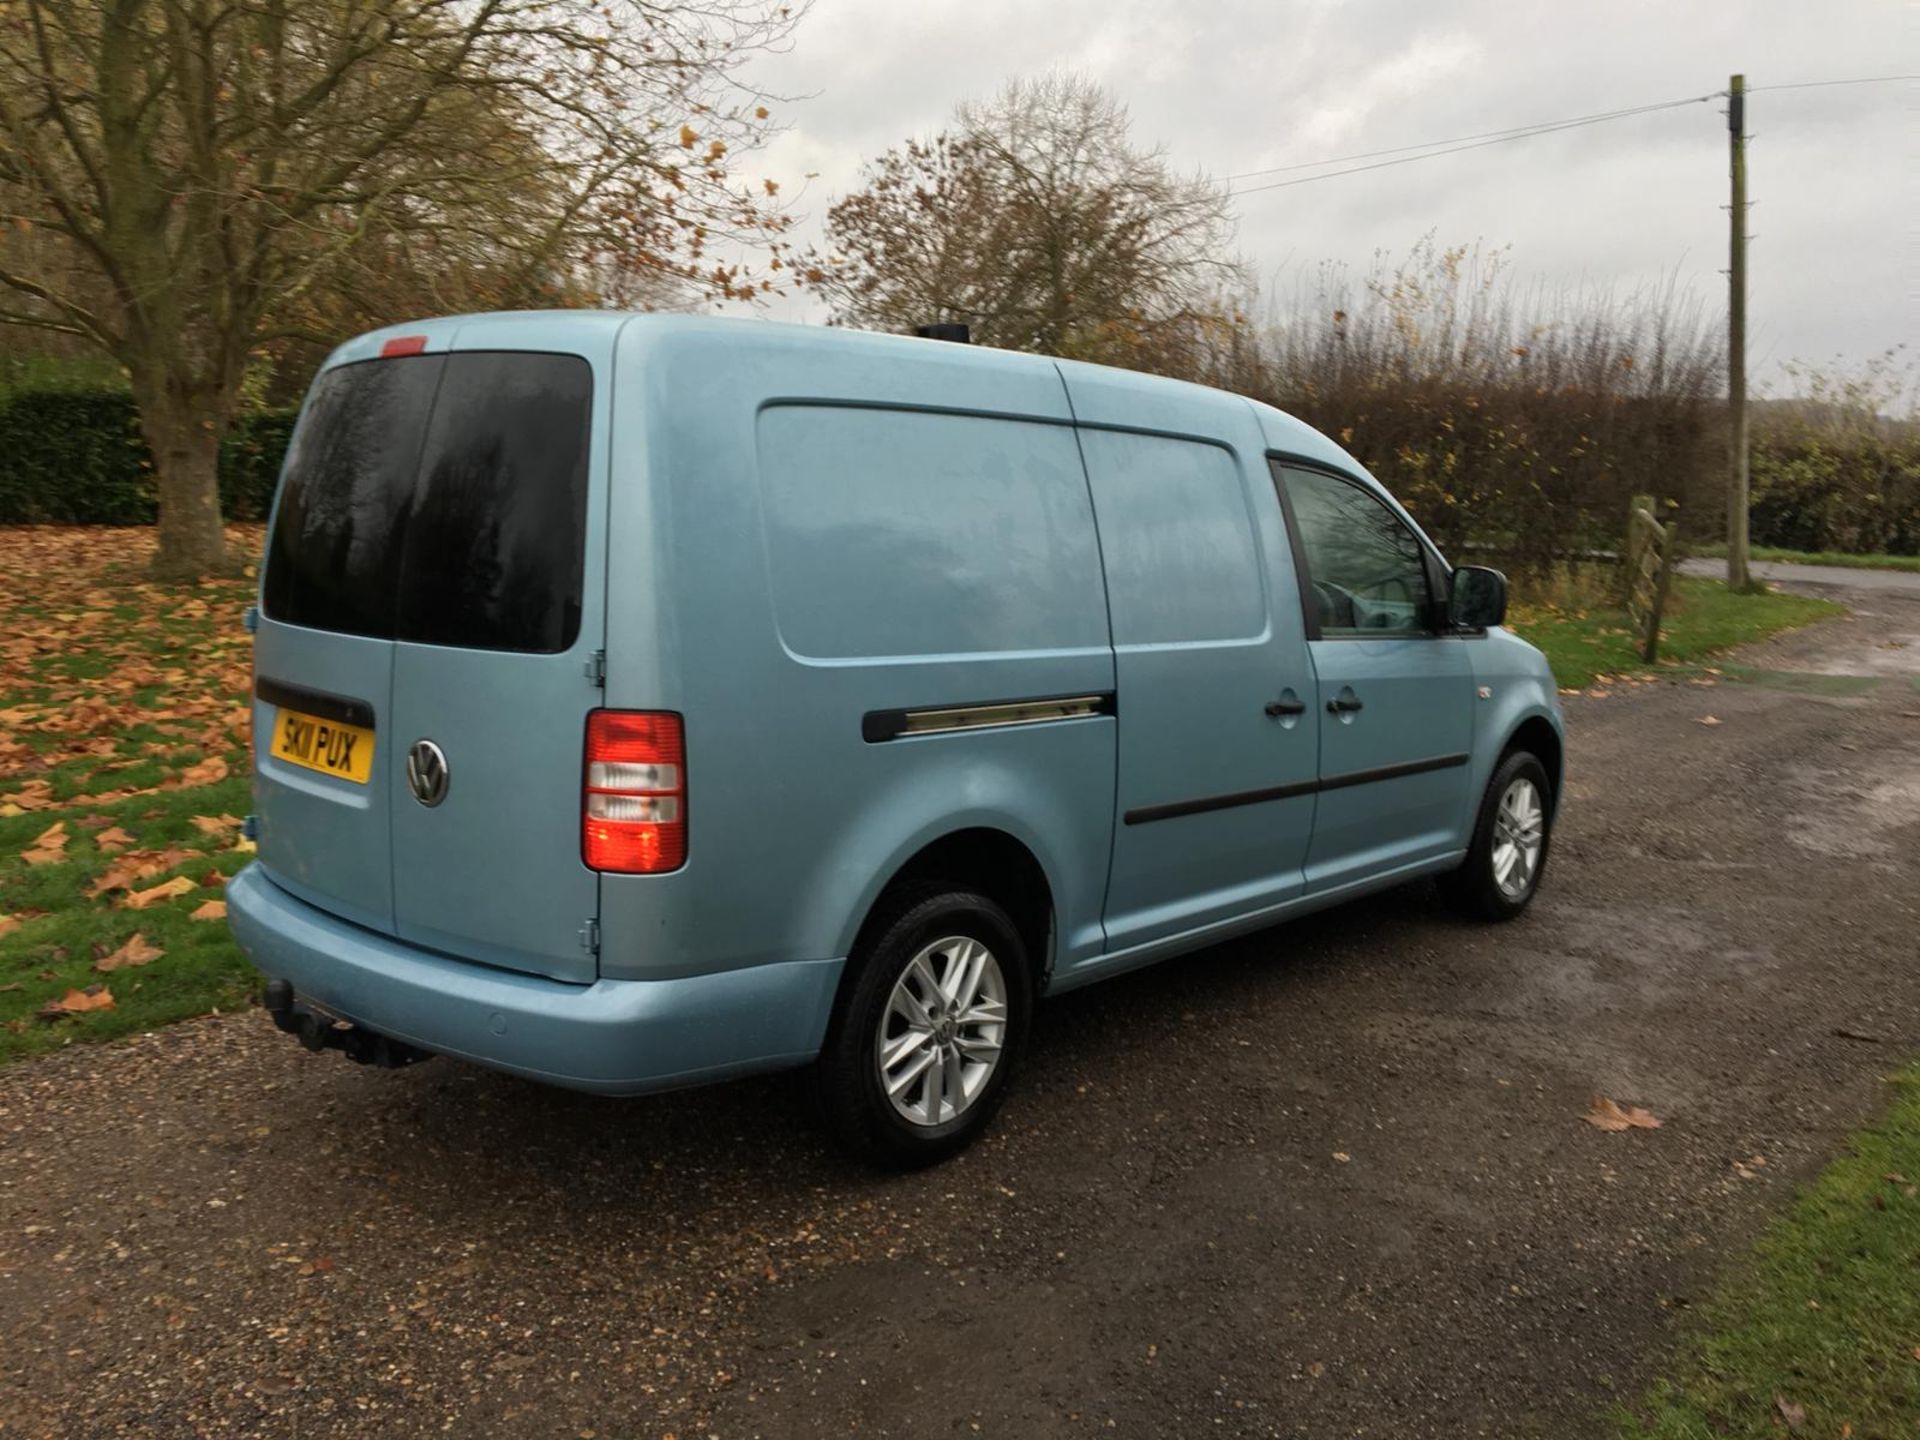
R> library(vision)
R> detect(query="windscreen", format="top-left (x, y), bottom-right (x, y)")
top-left (262, 351), bottom-right (592, 653)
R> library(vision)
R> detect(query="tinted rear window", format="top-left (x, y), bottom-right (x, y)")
top-left (263, 352), bottom-right (592, 653)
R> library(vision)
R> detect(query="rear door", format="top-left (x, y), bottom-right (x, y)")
top-left (255, 325), bottom-right (612, 983)
top-left (255, 353), bottom-right (442, 934)
top-left (386, 340), bottom-right (607, 983)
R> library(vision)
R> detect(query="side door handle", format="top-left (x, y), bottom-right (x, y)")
top-left (1327, 694), bottom-right (1364, 715)
top-left (1264, 697), bottom-right (1307, 718)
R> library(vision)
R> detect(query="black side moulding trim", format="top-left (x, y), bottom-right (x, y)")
top-left (255, 676), bottom-right (377, 730)
top-left (1124, 751), bottom-right (1470, 825)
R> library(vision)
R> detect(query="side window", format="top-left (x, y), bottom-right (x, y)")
top-left (1080, 429), bottom-right (1263, 646)
top-left (755, 405), bottom-right (1108, 660)
top-left (1278, 464), bottom-right (1432, 637)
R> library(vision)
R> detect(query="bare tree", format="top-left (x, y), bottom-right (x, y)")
top-left (0, 0), bottom-right (804, 578)
top-left (807, 74), bottom-right (1243, 367)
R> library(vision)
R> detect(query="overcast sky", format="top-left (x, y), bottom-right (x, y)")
top-left (726, 0), bottom-right (1914, 390)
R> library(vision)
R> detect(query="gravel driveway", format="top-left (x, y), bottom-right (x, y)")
top-left (4, 580), bottom-right (1918, 1439)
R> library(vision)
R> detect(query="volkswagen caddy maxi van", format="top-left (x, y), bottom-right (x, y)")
top-left (229, 312), bottom-right (1563, 1165)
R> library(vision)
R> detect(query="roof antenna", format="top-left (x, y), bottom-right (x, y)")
top-left (913, 323), bottom-right (971, 344)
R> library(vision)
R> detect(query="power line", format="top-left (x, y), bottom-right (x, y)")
top-left (1228, 95), bottom-right (1716, 198)
top-left (1225, 73), bottom-right (1917, 199)
top-left (1223, 96), bottom-right (1714, 183)
top-left (1748, 73), bottom-right (1917, 92)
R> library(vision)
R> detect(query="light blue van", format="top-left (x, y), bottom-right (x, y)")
top-left (229, 313), bottom-right (1563, 1165)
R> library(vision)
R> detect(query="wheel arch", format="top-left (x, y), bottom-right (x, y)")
top-left (1503, 713), bottom-right (1564, 806)
top-left (846, 827), bottom-right (1056, 989)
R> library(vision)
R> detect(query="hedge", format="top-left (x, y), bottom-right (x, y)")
top-left (1748, 432), bottom-right (1920, 557)
top-left (0, 385), bottom-right (296, 525)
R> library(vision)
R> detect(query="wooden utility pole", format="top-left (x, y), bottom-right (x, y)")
top-left (1726, 73), bottom-right (1751, 589)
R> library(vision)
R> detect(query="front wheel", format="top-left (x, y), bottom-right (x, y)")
top-left (1439, 750), bottom-right (1553, 921)
top-left (816, 888), bottom-right (1032, 1168)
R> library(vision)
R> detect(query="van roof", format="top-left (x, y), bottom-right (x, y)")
top-left (321, 310), bottom-right (1366, 490)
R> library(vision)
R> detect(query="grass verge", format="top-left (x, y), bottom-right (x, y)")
top-left (1, 525), bottom-right (262, 1063)
top-left (1689, 543), bottom-right (1920, 575)
top-left (1507, 576), bottom-right (1844, 692)
top-left (1615, 1064), bottom-right (1920, 1439)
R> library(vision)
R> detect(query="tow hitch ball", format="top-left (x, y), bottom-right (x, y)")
top-left (262, 979), bottom-right (433, 1069)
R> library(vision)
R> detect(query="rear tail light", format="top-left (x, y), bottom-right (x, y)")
top-left (583, 710), bottom-right (686, 873)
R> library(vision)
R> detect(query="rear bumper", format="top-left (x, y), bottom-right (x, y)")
top-left (227, 865), bottom-right (844, 1096)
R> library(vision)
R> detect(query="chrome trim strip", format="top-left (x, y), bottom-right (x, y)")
top-left (863, 692), bottom-right (1115, 743)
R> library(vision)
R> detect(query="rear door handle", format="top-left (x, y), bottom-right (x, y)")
top-left (1327, 694), bottom-right (1364, 714)
top-left (1264, 698), bottom-right (1307, 718)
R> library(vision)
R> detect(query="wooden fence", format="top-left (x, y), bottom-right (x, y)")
top-left (1622, 494), bottom-right (1681, 663)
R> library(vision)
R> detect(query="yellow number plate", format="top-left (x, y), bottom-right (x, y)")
top-left (269, 707), bottom-right (374, 784)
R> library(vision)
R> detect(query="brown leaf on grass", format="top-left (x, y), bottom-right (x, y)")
top-left (1772, 1395), bottom-right (1805, 1431)
top-left (0, 914), bottom-right (20, 938)
top-left (86, 846), bottom-right (196, 898)
top-left (167, 756), bottom-right (229, 789)
top-left (1584, 1096), bottom-right (1662, 1132)
top-left (0, 778), bottom-right (55, 811)
top-left (38, 985), bottom-right (114, 1018)
top-left (20, 821), bottom-right (69, 865)
top-left (96, 933), bottom-right (163, 971)
top-left (200, 870), bottom-right (226, 888)
top-left (189, 899), bottom-right (226, 922)
top-left (95, 825), bottom-right (137, 853)
top-left (189, 813), bottom-right (242, 837)
top-left (124, 875), bottom-right (196, 910)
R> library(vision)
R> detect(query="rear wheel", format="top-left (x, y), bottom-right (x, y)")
top-left (817, 888), bottom-right (1031, 1168)
top-left (1439, 750), bottom-right (1553, 921)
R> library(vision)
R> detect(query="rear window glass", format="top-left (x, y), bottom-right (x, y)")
top-left (263, 352), bottom-right (592, 653)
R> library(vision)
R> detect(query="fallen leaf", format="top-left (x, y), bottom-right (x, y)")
top-left (96, 933), bottom-right (164, 971)
top-left (1584, 1096), bottom-right (1662, 1132)
top-left (1695, 715), bottom-right (1722, 726)
top-left (1773, 1394), bottom-right (1805, 1432)
top-left (1332, 1152), bottom-right (1351, 1164)
top-left (0, 914), bottom-right (20, 939)
top-left (95, 825), bottom-right (137, 852)
top-left (38, 985), bottom-right (114, 1018)
top-left (189, 899), bottom-right (227, 922)
top-left (86, 845), bottom-right (197, 897)
top-left (124, 875), bottom-right (197, 910)
top-left (189, 813), bottom-right (241, 836)
top-left (20, 821), bottom-right (69, 865)
top-left (170, 756), bottom-right (229, 788)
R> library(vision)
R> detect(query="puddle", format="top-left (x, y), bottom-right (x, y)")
top-left (1783, 768), bottom-right (1920, 861)
top-left (1764, 632), bottom-right (1920, 679)
top-left (1717, 663), bottom-right (1883, 698)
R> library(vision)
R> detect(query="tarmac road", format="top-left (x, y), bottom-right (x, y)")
top-left (3, 578), bottom-right (1917, 1439)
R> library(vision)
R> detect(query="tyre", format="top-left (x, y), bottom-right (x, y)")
top-left (1438, 749), bottom-right (1554, 921)
top-left (817, 887), bottom-right (1031, 1168)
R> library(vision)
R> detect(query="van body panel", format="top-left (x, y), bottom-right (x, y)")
top-left (597, 320), bottom-right (1112, 981)
top-left (1058, 365), bottom-right (1320, 961)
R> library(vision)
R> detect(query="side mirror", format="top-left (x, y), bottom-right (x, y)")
top-left (1450, 565), bottom-right (1508, 629)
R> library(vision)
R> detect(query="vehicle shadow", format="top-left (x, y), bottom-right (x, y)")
top-left (314, 879), bottom-right (1449, 1234)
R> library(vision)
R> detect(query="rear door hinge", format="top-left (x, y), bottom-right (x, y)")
top-left (584, 650), bottom-right (606, 688)
top-left (578, 918), bottom-right (600, 956)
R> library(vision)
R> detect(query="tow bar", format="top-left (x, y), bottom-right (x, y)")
top-left (262, 979), bottom-right (434, 1069)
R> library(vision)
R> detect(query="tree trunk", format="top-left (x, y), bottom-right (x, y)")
top-left (135, 382), bottom-right (233, 581)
